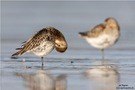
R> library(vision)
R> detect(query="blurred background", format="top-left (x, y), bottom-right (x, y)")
top-left (1, 1), bottom-right (135, 90)
top-left (1, 1), bottom-right (135, 49)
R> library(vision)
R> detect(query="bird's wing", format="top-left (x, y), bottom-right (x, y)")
top-left (22, 28), bottom-right (53, 51)
top-left (87, 23), bottom-right (106, 37)
top-left (12, 28), bottom-right (54, 56)
top-left (79, 23), bottom-right (106, 38)
top-left (21, 30), bottom-right (42, 47)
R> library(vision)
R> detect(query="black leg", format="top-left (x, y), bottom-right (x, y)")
top-left (101, 49), bottom-right (104, 60)
top-left (41, 57), bottom-right (44, 68)
top-left (101, 49), bottom-right (105, 65)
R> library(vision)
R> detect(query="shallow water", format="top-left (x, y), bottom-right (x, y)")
top-left (1, 1), bottom-right (135, 90)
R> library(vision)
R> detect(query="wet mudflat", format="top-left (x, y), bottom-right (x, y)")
top-left (1, 1), bottom-right (135, 90)
top-left (1, 43), bottom-right (135, 90)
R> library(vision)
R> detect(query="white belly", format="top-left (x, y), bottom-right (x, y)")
top-left (32, 41), bottom-right (54, 57)
top-left (86, 34), bottom-right (119, 49)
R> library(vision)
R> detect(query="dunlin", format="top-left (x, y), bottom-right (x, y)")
top-left (79, 17), bottom-right (120, 59)
top-left (12, 26), bottom-right (67, 66)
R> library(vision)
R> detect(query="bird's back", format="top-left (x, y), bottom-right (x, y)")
top-left (12, 28), bottom-right (55, 56)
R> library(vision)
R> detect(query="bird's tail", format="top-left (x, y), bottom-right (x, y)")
top-left (79, 32), bottom-right (87, 37)
top-left (12, 48), bottom-right (26, 57)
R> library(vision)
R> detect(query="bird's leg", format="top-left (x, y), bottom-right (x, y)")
top-left (101, 49), bottom-right (105, 65)
top-left (101, 49), bottom-right (104, 59)
top-left (41, 57), bottom-right (44, 69)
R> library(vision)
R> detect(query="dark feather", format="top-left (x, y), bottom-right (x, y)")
top-left (12, 49), bottom-right (26, 56)
top-left (16, 48), bottom-right (22, 50)
top-left (12, 28), bottom-right (54, 57)
top-left (79, 32), bottom-right (88, 36)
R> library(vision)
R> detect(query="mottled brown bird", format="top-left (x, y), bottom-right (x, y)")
top-left (12, 26), bottom-right (67, 66)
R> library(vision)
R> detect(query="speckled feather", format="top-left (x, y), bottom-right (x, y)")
top-left (12, 26), bottom-right (67, 56)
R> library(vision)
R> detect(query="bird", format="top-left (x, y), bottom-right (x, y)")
top-left (79, 17), bottom-right (120, 59)
top-left (12, 26), bottom-right (68, 66)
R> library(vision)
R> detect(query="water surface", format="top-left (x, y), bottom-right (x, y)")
top-left (1, 1), bottom-right (135, 90)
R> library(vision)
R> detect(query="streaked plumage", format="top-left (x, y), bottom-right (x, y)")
top-left (79, 17), bottom-right (120, 59)
top-left (12, 26), bottom-right (67, 66)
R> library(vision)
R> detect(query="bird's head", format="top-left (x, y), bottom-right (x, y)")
top-left (49, 27), bottom-right (67, 53)
top-left (104, 17), bottom-right (120, 30)
top-left (55, 38), bottom-right (67, 53)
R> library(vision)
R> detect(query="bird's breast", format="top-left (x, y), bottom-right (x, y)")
top-left (32, 41), bottom-right (54, 57)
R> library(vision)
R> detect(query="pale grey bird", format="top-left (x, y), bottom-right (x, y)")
top-left (79, 17), bottom-right (120, 59)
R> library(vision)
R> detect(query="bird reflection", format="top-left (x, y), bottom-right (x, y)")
top-left (85, 60), bottom-right (119, 90)
top-left (16, 70), bottom-right (66, 90)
